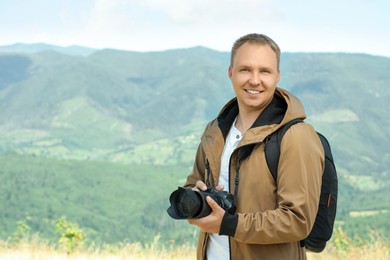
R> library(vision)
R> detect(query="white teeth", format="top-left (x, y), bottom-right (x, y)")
top-left (246, 89), bottom-right (260, 94)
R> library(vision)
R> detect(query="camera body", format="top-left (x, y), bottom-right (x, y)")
top-left (207, 187), bottom-right (235, 214)
top-left (167, 186), bottom-right (236, 219)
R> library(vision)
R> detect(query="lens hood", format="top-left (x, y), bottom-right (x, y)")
top-left (167, 187), bottom-right (212, 219)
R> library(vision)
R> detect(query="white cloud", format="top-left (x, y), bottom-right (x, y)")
top-left (132, 0), bottom-right (275, 25)
top-left (85, 0), bottom-right (134, 33)
top-left (75, 0), bottom-right (285, 51)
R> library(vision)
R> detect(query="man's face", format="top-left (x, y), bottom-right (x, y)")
top-left (228, 43), bottom-right (280, 113)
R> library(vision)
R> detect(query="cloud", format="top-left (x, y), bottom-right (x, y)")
top-left (85, 0), bottom-right (135, 32)
top-left (83, 0), bottom-right (280, 33)
top-left (77, 0), bottom-right (283, 51)
top-left (133, 0), bottom-right (277, 25)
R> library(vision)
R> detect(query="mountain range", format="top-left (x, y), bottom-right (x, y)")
top-left (1, 44), bottom-right (389, 172)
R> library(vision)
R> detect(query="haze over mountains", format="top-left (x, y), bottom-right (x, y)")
top-left (0, 43), bottom-right (389, 243)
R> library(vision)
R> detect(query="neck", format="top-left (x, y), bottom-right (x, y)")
top-left (234, 96), bottom-right (275, 133)
top-left (235, 109), bottom-right (263, 134)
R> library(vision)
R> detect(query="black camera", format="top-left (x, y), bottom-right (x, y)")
top-left (167, 186), bottom-right (236, 219)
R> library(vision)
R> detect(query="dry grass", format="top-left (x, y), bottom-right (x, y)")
top-left (0, 235), bottom-right (196, 260)
top-left (0, 236), bottom-right (388, 260)
top-left (307, 241), bottom-right (390, 260)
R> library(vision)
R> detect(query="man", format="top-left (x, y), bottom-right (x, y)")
top-left (185, 33), bottom-right (324, 259)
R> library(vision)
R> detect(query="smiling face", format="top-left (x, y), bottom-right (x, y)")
top-left (228, 42), bottom-right (280, 114)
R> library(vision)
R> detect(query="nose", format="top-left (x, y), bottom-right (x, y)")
top-left (249, 72), bottom-right (261, 85)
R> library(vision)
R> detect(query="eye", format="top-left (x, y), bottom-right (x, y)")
top-left (239, 67), bottom-right (249, 72)
top-left (260, 69), bottom-right (271, 74)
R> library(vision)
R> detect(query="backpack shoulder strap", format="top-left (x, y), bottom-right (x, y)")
top-left (264, 118), bottom-right (304, 181)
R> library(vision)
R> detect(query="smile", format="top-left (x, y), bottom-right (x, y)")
top-left (245, 89), bottom-right (261, 94)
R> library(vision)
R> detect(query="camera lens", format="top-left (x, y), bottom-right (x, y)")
top-left (167, 187), bottom-right (215, 219)
top-left (167, 187), bottom-right (235, 219)
top-left (175, 190), bottom-right (201, 217)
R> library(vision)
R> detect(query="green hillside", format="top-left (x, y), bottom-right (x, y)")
top-left (0, 46), bottom-right (389, 245)
top-left (0, 154), bottom-right (197, 245)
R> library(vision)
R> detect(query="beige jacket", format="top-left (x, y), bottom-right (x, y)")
top-left (184, 88), bottom-right (324, 260)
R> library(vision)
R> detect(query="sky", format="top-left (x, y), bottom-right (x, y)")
top-left (0, 0), bottom-right (389, 57)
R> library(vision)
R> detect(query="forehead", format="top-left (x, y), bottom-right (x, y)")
top-left (233, 43), bottom-right (278, 67)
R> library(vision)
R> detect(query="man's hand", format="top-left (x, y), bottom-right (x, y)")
top-left (192, 180), bottom-right (224, 192)
top-left (188, 195), bottom-right (226, 234)
top-left (192, 180), bottom-right (207, 191)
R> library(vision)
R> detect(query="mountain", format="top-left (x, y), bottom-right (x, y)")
top-left (0, 46), bottom-right (389, 244)
top-left (0, 43), bottom-right (96, 56)
top-left (281, 53), bottom-right (390, 174)
top-left (0, 47), bottom-right (232, 163)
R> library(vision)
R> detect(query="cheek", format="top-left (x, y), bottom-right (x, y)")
top-left (230, 77), bottom-right (240, 88)
top-left (232, 74), bottom-right (249, 84)
top-left (263, 77), bottom-right (279, 87)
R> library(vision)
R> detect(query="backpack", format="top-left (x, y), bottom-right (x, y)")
top-left (264, 118), bottom-right (338, 253)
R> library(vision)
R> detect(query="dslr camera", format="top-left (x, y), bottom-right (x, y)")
top-left (167, 186), bottom-right (236, 219)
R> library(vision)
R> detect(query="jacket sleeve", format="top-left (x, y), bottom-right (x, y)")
top-left (220, 123), bottom-right (324, 244)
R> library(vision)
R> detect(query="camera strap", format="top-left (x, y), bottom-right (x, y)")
top-left (233, 159), bottom-right (240, 207)
top-left (204, 144), bottom-right (255, 209)
top-left (233, 145), bottom-right (256, 207)
top-left (205, 158), bottom-right (211, 187)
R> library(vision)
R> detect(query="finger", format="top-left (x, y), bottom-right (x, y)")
top-left (188, 218), bottom-right (204, 228)
top-left (196, 180), bottom-right (207, 191)
top-left (215, 185), bottom-right (224, 191)
top-left (188, 219), bottom-right (199, 225)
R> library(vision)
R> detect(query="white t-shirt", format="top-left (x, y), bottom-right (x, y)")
top-left (207, 119), bottom-right (242, 260)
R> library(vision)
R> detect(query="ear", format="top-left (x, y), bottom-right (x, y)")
top-left (276, 69), bottom-right (280, 82)
top-left (228, 66), bottom-right (233, 79)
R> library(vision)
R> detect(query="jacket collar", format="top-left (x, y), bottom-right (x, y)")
top-left (217, 92), bottom-right (287, 141)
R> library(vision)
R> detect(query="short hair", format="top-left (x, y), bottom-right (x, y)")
top-left (230, 33), bottom-right (281, 69)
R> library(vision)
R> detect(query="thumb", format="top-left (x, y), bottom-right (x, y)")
top-left (206, 196), bottom-right (221, 211)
